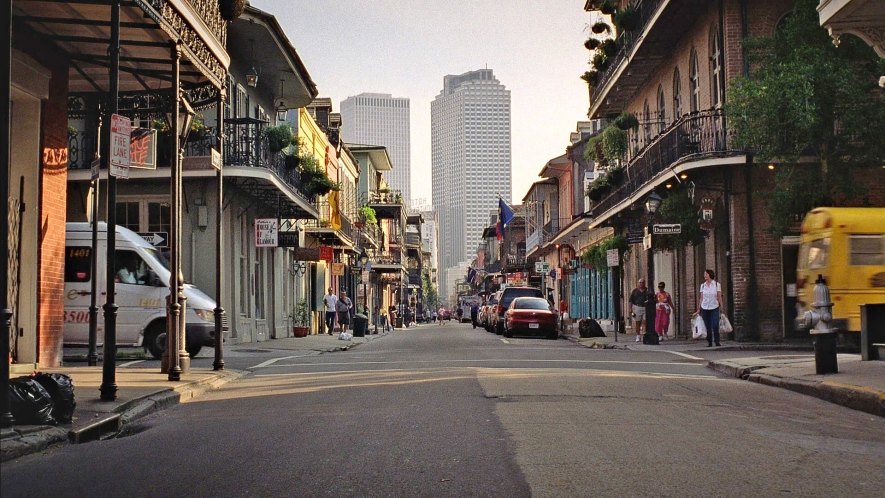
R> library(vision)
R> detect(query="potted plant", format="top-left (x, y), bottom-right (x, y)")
top-left (614, 3), bottom-right (639, 32)
top-left (592, 52), bottom-right (609, 72)
top-left (601, 39), bottom-right (618, 57)
top-left (263, 124), bottom-right (295, 154)
top-left (591, 21), bottom-right (610, 34)
top-left (359, 205), bottom-right (377, 225)
top-left (601, 125), bottom-right (629, 164)
top-left (584, 37), bottom-right (602, 51)
top-left (291, 299), bottom-right (310, 337)
top-left (614, 111), bottom-right (640, 130)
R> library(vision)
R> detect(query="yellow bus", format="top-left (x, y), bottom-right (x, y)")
top-left (796, 207), bottom-right (885, 334)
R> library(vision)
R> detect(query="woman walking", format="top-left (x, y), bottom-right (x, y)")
top-left (696, 269), bottom-right (725, 347)
top-left (655, 282), bottom-right (674, 340)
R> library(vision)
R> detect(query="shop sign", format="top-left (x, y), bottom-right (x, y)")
top-left (255, 218), bottom-right (278, 247)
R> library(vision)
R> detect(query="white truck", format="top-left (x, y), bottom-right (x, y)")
top-left (64, 222), bottom-right (218, 359)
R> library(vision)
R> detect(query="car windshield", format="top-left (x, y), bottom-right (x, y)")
top-left (512, 298), bottom-right (550, 310)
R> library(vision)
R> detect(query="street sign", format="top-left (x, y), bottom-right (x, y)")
top-left (138, 232), bottom-right (168, 248)
top-left (90, 158), bottom-right (100, 180)
top-left (534, 261), bottom-right (550, 274)
top-left (210, 148), bottom-right (222, 171)
top-left (254, 218), bottom-right (278, 247)
top-left (653, 223), bottom-right (682, 235)
top-left (109, 113), bottom-right (131, 178)
top-left (606, 248), bottom-right (619, 267)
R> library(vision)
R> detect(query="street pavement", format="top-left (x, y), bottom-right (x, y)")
top-left (2, 324), bottom-right (883, 462)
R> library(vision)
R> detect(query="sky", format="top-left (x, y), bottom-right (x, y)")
top-left (252, 0), bottom-right (592, 206)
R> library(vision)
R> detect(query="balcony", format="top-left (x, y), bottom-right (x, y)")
top-left (370, 250), bottom-right (405, 273)
top-left (588, 0), bottom-right (709, 117)
top-left (590, 108), bottom-right (738, 218)
top-left (368, 188), bottom-right (405, 220)
top-left (356, 222), bottom-right (384, 250)
top-left (303, 199), bottom-right (354, 246)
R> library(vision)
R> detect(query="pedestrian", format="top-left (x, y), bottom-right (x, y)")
top-left (696, 269), bottom-right (725, 347)
top-left (388, 304), bottom-right (397, 330)
top-left (655, 281), bottom-right (674, 341)
top-left (629, 278), bottom-right (651, 342)
top-left (323, 287), bottom-right (338, 335)
top-left (336, 291), bottom-right (353, 332)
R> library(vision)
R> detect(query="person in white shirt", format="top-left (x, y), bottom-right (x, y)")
top-left (696, 269), bottom-right (725, 347)
top-left (323, 288), bottom-right (338, 335)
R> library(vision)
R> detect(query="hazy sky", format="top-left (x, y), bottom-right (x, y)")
top-left (252, 0), bottom-right (591, 206)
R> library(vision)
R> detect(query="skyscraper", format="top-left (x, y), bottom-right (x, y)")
top-left (340, 93), bottom-right (411, 205)
top-left (431, 69), bottom-right (511, 301)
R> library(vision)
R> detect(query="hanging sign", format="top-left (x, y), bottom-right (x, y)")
top-left (606, 248), bottom-right (619, 267)
top-left (319, 246), bottom-right (334, 262)
top-left (331, 262), bottom-right (345, 276)
top-left (129, 128), bottom-right (157, 169)
top-left (109, 113), bottom-right (131, 178)
top-left (255, 218), bottom-right (278, 247)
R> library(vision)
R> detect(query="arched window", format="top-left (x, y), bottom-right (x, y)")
top-left (643, 99), bottom-right (652, 145)
top-left (709, 26), bottom-right (724, 109)
top-left (672, 67), bottom-right (682, 120)
top-left (657, 85), bottom-right (666, 133)
top-left (689, 49), bottom-right (700, 113)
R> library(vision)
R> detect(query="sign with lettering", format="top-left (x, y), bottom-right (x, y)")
top-left (534, 261), bottom-right (549, 274)
top-left (319, 246), bottom-right (334, 262)
top-left (129, 128), bottom-right (157, 169)
top-left (278, 231), bottom-right (299, 248)
top-left (653, 223), bottom-right (682, 235)
top-left (626, 219), bottom-right (644, 244)
top-left (331, 262), bottom-right (345, 276)
top-left (109, 113), bottom-right (131, 178)
top-left (211, 148), bottom-right (222, 171)
top-left (255, 219), bottom-right (278, 247)
top-left (138, 232), bottom-right (168, 248)
top-left (607, 248), bottom-right (619, 267)
top-left (293, 247), bottom-right (320, 261)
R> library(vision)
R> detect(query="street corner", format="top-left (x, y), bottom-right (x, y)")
top-left (1, 425), bottom-right (69, 463)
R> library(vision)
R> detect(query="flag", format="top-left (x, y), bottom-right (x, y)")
top-left (467, 266), bottom-right (477, 284)
top-left (328, 190), bottom-right (341, 230)
top-left (496, 198), bottom-right (514, 241)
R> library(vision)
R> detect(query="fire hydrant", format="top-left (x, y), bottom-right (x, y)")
top-left (803, 274), bottom-right (838, 374)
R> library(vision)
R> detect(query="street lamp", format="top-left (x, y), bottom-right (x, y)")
top-left (359, 248), bottom-right (369, 314)
top-left (644, 191), bottom-right (663, 333)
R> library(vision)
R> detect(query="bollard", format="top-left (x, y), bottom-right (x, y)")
top-left (803, 274), bottom-right (838, 374)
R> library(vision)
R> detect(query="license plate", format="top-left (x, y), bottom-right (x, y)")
top-left (528, 323), bottom-right (539, 329)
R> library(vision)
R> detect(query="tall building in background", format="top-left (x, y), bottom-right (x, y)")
top-left (340, 93), bottom-right (411, 204)
top-left (431, 69), bottom-right (511, 300)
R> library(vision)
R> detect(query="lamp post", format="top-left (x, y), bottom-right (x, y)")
top-left (359, 248), bottom-right (369, 314)
top-left (644, 191), bottom-right (663, 334)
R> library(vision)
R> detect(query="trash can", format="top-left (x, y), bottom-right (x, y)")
top-left (352, 314), bottom-right (368, 337)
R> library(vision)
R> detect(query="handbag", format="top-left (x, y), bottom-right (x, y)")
top-left (719, 313), bottom-right (733, 334)
top-left (692, 314), bottom-right (707, 339)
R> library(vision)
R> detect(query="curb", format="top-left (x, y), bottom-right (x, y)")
top-left (746, 372), bottom-right (884, 418)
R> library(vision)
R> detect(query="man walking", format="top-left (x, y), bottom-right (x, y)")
top-left (629, 279), bottom-right (651, 342)
top-left (337, 290), bottom-right (353, 332)
top-left (323, 287), bottom-right (338, 335)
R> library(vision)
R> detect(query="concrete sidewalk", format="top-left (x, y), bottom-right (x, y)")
top-left (566, 329), bottom-right (885, 417)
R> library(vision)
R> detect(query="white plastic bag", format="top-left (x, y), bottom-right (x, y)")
top-left (719, 313), bottom-right (733, 334)
top-left (692, 314), bottom-right (707, 339)
top-left (338, 331), bottom-right (352, 341)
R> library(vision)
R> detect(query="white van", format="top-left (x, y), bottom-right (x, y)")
top-left (64, 222), bottom-right (218, 359)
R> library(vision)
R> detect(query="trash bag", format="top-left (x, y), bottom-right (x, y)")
top-left (8, 377), bottom-right (57, 426)
top-left (578, 318), bottom-right (606, 338)
top-left (32, 372), bottom-right (76, 424)
top-left (338, 331), bottom-right (353, 341)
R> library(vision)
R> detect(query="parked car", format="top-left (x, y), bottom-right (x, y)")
top-left (480, 295), bottom-right (498, 331)
top-left (503, 297), bottom-right (559, 339)
top-left (493, 286), bottom-right (545, 335)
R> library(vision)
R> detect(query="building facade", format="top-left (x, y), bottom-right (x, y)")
top-left (340, 93), bottom-right (411, 205)
top-left (431, 69), bottom-right (512, 301)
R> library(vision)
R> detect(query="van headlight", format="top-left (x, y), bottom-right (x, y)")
top-left (194, 309), bottom-right (215, 323)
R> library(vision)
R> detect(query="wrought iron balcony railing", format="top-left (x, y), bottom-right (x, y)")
top-left (590, 109), bottom-right (736, 217)
top-left (371, 251), bottom-right (404, 266)
top-left (304, 199), bottom-right (353, 235)
top-left (369, 188), bottom-right (403, 204)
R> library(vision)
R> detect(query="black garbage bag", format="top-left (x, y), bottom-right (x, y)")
top-left (33, 372), bottom-right (76, 424)
top-left (578, 318), bottom-right (606, 338)
top-left (8, 376), bottom-right (57, 426)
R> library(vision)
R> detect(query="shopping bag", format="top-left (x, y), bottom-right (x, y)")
top-left (692, 314), bottom-right (707, 339)
top-left (719, 313), bottom-right (733, 334)
top-left (338, 331), bottom-right (353, 341)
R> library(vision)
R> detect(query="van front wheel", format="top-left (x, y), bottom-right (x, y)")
top-left (145, 326), bottom-right (167, 360)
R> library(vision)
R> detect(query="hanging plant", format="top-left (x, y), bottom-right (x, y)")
top-left (581, 235), bottom-right (629, 271)
top-left (300, 163), bottom-right (340, 197)
top-left (614, 4), bottom-right (639, 32)
top-left (284, 154), bottom-right (299, 169)
top-left (263, 124), bottom-right (295, 153)
top-left (592, 52), bottom-right (609, 72)
top-left (584, 37), bottom-right (602, 51)
top-left (652, 190), bottom-right (707, 251)
top-left (613, 111), bottom-right (639, 130)
top-left (601, 125), bottom-right (628, 163)
top-left (219, 0), bottom-right (246, 21)
top-left (583, 133), bottom-right (606, 165)
top-left (601, 39), bottom-right (618, 57)
top-left (581, 70), bottom-right (600, 86)
top-left (591, 21), bottom-right (610, 34)
top-left (605, 165), bottom-right (625, 185)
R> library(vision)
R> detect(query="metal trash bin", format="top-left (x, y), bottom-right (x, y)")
top-left (352, 314), bottom-right (368, 337)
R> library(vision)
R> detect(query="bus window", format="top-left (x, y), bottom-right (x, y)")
top-left (849, 235), bottom-right (884, 266)
top-left (799, 237), bottom-right (829, 270)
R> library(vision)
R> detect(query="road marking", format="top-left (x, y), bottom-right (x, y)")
top-left (665, 351), bottom-right (705, 361)
top-left (250, 354), bottom-right (316, 369)
top-left (119, 360), bottom-right (145, 367)
top-left (500, 338), bottom-right (510, 344)
top-left (252, 358), bottom-right (708, 369)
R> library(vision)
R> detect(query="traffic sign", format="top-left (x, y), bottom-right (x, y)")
top-left (109, 113), bottom-right (131, 178)
top-left (653, 223), bottom-right (682, 235)
top-left (138, 232), bottom-right (168, 248)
